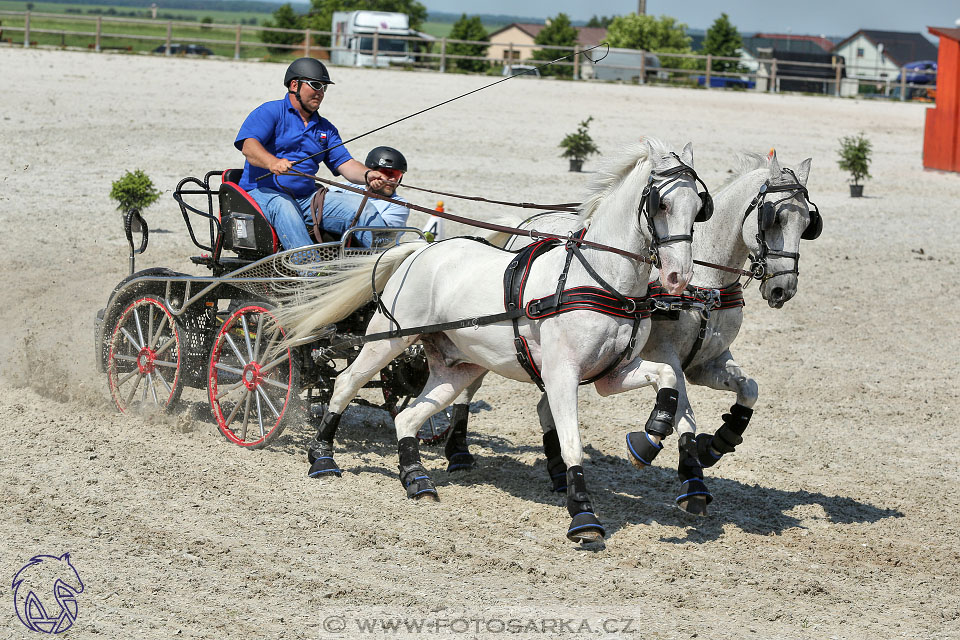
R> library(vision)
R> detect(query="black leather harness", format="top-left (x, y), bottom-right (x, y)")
top-left (647, 280), bottom-right (745, 368)
top-left (503, 230), bottom-right (653, 391)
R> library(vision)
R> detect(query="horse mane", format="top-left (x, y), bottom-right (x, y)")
top-left (578, 138), bottom-right (666, 222)
top-left (720, 152), bottom-right (768, 188)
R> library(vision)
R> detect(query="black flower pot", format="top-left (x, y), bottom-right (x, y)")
top-left (849, 184), bottom-right (863, 197)
top-left (569, 159), bottom-right (583, 172)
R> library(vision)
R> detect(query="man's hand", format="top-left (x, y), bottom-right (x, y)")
top-left (365, 169), bottom-right (390, 191)
top-left (269, 156), bottom-right (294, 176)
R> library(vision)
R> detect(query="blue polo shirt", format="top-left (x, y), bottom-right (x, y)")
top-left (234, 95), bottom-right (353, 197)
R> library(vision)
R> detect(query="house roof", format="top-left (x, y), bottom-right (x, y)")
top-left (753, 33), bottom-right (835, 52)
top-left (835, 29), bottom-right (938, 66)
top-left (488, 22), bottom-right (607, 47)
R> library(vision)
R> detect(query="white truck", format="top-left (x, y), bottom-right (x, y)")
top-left (330, 10), bottom-right (414, 68)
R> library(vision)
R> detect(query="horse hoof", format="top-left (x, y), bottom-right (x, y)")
top-left (677, 496), bottom-right (709, 516)
top-left (626, 431), bottom-right (662, 470)
top-left (566, 512), bottom-right (605, 543)
top-left (307, 456), bottom-right (343, 478)
top-left (446, 451), bottom-right (475, 473)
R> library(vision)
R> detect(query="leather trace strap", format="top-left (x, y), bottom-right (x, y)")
top-left (284, 169), bottom-right (660, 267)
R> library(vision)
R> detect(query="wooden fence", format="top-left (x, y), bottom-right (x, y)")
top-left (0, 10), bottom-right (936, 102)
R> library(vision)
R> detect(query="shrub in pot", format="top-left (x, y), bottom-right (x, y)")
top-left (559, 116), bottom-right (600, 172)
top-left (837, 133), bottom-right (872, 197)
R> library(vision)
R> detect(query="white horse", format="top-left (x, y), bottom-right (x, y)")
top-left (464, 151), bottom-right (817, 516)
top-left (274, 138), bottom-right (709, 543)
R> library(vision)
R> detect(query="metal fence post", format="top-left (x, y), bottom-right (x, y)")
top-left (573, 44), bottom-right (580, 80)
top-left (507, 42), bottom-right (514, 67)
top-left (834, 60), bottom-right (842, 97)
top-left (900, 66), bottom-right (906, 101)
top-left (165, 21), bottom-right (172, 55)
top-left (95, 15), bottom-right (102, 52)
top-left (234, 24), bottom-right (241, 59)
top-left (705, 54), bottom-right (712, 89)
top-left (770, 59), bottom-right (777, 93)
top-left (638, 49), bottom-right (646, 84)
top-left (372, 29), bottom-right (379, 67)
top-left (23, 11), bottom-right (29, 48)
top-left (439, 37), bottom-right (446, 73)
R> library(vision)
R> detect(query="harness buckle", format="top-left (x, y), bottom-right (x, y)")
top-left (623, 298), bottom-right (637, 314)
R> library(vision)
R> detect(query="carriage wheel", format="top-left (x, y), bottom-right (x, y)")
top-left (380, 350), bottom-right (452, 445)
top-left (208, 305), bottom-right (301, 448)
top-left (107, 297), bottom-right (183, 412)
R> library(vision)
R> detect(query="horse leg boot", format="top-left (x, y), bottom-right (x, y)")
top-left (676, 433), bottom-right (713, 515)
top-left (565, 466), bottom-right (604, 543)
top-left (307, 411), bottom-right (343, 478)
top-left (626, 387), bottom-right (679, 470)
top-left (696, 404), bottom-right (753, 468)
top-left (444, 403), bottom-right (475, 472)
top-left (537, 394), bottom-right (568, 492)
top-left (398, 436), bottom-right (439, 500)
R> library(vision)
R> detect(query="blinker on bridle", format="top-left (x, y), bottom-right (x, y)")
top-left (639, 154), bottom-right (714, 265)
top-left (742, 167), bottom-right (823, 281)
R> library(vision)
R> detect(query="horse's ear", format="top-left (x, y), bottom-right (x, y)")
top-left (795, 158), bottom-right (812, 185)
top-left (768, 150), bottom-right (781, 177)
top-left (680, 142), bottom-right (694, 167)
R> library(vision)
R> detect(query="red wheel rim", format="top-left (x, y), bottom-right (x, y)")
top-left (107, 297), bottom-right (182, 412)
top-left (208, 305), bottom-right (294, 447)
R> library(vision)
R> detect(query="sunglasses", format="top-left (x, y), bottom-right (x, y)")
top-left (300, 79), bottom-right (329, 93)
top-left (378, 168), bottom-right (404, 182)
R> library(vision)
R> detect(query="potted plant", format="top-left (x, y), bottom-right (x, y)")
top-left (109, 169), bottom-right (162, 230)
top-left (837, 133), bottom-right (872, 197)
top-left (559, 116), bottom-right (600, 172)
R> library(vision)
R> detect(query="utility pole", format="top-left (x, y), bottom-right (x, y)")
top-left (638, 0), bottom-right (646, 15)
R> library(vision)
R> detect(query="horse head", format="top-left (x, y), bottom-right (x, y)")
top-left (646, 142), bottom-right (702, 295)
top-left (744, 151), bottom-right (815, 308)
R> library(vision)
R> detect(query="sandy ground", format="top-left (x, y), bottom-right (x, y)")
top-left (1, 46), bottom-right (959, 639)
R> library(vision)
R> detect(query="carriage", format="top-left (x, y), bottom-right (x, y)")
top-left (93, 169), bottom-right (449, 448)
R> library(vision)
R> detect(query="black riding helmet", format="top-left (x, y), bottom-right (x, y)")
top-left (365, 146), bottom-right (407, 173)
top-left (284, 58), bottom-right (333, 115)
top-left (284, 57), bottom-right (334, 88)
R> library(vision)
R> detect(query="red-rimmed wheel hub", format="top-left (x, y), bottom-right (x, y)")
top-left (208, 304), bottom-right (301, 449)
top-left (106, 296), bottom-right (183, 412)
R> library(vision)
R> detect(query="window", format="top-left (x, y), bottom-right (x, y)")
top-left (856, 47), bottom-right (864, 58)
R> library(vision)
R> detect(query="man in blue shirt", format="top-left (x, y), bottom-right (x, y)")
top-left (235, 57), bottom-right (391, 249)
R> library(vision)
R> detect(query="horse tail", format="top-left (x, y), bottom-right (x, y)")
top-left (479, 211), bottom-right (528, 248)
top-left (273, 241), bottom-right (427, 348)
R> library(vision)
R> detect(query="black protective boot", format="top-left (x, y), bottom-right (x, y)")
top-left (307, 412), bottom-right (342, 478)
top-left (443, 404), bottom-right (475, 472)
top-left (398, 436), bottom-right (438, 500)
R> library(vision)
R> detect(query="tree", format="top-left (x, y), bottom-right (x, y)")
top-left (447, 14), bottom-right (488, 73)
top-left (606, 13), bottom-right (696, 69)
top-left (586, 15), bottom-right (612, 29)
top-left (200, 16), bottom-right (213, 31)
top-left (305, 0), bottom-right (427, 48)
top-left (701, 13), bottom-right (742, 73)
top-left (110, 170), bottom-right (161, 213)
top-left (261, 3), bottom-right (305, 55)
top-left (530, 13), bottom-right (578, 78)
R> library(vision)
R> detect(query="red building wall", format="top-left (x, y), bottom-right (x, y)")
top-left (924, 27), bottom-right (960, 172)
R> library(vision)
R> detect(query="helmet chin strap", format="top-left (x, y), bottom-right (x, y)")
top-left (289, 81), bottom-right (316, 116)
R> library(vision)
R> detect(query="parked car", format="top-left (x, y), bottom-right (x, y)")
top-left (898, 60), bottom-right (937, 84)
top-left (503, 65), bottom-right (541, 78)
top-left (153, 43), bottom-right (214, 56)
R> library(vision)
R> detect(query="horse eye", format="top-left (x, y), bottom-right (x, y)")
top-left (659, 202), bottom-right (667, 211)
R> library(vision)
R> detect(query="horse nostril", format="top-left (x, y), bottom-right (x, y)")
top-left (771, 287), bottom-right (785, 302)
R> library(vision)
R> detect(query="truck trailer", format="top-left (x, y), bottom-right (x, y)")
top-left (331, 10), bottom-right (414, 68)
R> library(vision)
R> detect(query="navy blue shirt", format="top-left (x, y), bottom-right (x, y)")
top-left (234, 95), bottom-right (353, 197)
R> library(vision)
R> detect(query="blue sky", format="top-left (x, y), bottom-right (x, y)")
top-left (420, 0), bottom-right (958, 38)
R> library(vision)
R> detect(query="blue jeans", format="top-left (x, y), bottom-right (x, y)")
top-left (248, 187), bottom-right (386, 249)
